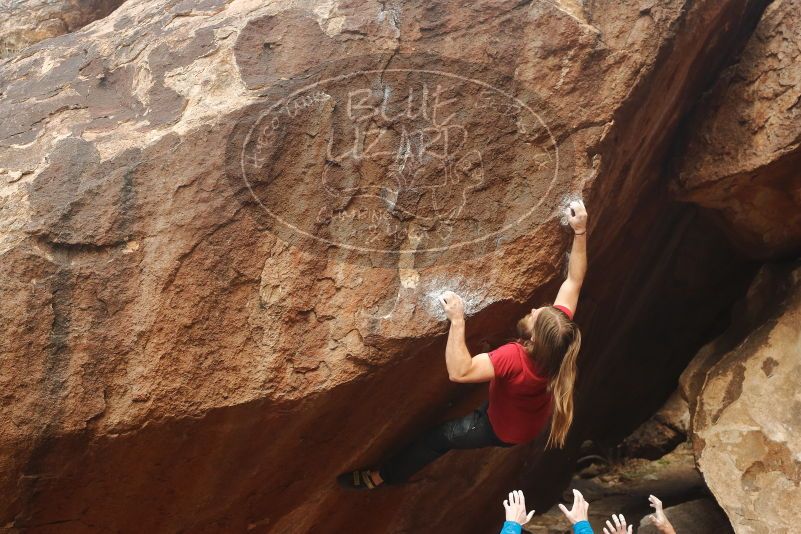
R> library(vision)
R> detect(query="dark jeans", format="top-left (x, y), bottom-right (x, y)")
top-left (378, 402), bottom-right (514, 484)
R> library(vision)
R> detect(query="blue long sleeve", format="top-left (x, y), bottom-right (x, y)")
top-left (499, 519), bottom-right (593, 534)
top-left (573, 520), bottom-right (594, 534)
top-left (499, 520), bottom-right (522, 534)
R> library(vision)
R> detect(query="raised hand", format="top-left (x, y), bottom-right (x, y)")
top-left (558, 489), bottom-right (589, 525)
top-left (603, 514), bottom-right (632, 534)
top-left (438, 290), bottom-right (465, 322)
top-left (648, 495), bottom-right (675, 534)
top-left (564, 199), bottom-right (587, 234)
top-left (503, 490), bottom-right (535, 525)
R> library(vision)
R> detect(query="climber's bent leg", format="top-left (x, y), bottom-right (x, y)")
top-left (378, 402), bottom-right (512, 485)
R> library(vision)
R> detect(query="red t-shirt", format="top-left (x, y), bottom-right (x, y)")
top-left (553, 304), bottom-right (574, 320)
top-left (487, 341), bottom-right (553, 444)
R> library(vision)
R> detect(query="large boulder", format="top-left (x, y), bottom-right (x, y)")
top-left (672, 0), bottom-right (801, 260)
top-left (0, 0), bottom-right (125, 58)
top-left (680, 260), bottom-right (801, 533)
top-left (0, 0), bottom-right (768, 532)
top-left (618, 391), bottom-right (690, 461)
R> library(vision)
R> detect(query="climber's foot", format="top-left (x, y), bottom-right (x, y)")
top-left (337, 469), bottom-right (384, 490)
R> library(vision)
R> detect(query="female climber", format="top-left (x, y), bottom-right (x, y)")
top-left (338, 199), bottom-right (588, 490)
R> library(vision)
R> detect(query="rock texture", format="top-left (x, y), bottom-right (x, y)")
top-left (0, 0), bottom-right (772, 532)
top-left (526, 441), bottom-right (707, 533)
top-left (524, 392), bottom-right (723, 533)
top-left (0, 0), bottom-right (126, 58)
top-left (672, 0), bottom-right (801, 260)
top-left (681, 261), bottom-right (801, 533)
top-left (618, 392), bottom-right (689, 461)
top-left (638, 498), bottom-right (733, 534)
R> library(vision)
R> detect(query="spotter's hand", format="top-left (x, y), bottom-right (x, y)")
top-left (503, 490), bottom-right (535, 525)
top-left (565, 199), bottom-right (588, 234)
top-left (558, 489), bottom-right (589, 525)
top-left (648, 495), bottom-right (674, 533)
top-left (438, 291), bottom-right (465, 322)
top-left (603, 514), bottom-right (633, 534)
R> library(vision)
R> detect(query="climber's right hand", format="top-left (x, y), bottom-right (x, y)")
top-left (564, 199), bottom-right (587, 234)
top-left (438, 290), bottom-right (465, 322)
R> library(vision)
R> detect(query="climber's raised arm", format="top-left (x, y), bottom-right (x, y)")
top-left (554, 200), bottom-right (588, 315)
top-left (439, 291), bottom-right (495, 383)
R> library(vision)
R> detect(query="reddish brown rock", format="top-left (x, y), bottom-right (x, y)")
top-left (672, 0), bottom-right (801, 260)
top-left (0, 0), bottom-right (769, 532)
top-left (0, 0), bottom-right (125, 58)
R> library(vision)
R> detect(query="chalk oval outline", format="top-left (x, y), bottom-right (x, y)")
top-left (239, 64), bottom-right (562, 255)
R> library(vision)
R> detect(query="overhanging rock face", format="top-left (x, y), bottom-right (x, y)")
top-left (0, 0), bottom-right (771, 532)
top-left (672, 0), bottom-right (801, 260)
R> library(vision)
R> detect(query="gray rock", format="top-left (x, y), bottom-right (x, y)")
top-left (639, 498), bottom-right (733, 534)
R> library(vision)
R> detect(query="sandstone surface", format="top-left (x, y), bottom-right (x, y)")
top-left (0, 0), bottom-right (775, 532)
top-left (672, 0), bottom-right (801, 259)
top-left (680, 261), bottom-right (801, 534)
top-left (0, 0), bottom-right (125, 58)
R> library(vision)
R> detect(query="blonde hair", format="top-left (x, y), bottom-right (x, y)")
top-left (516, 306), bottom-right (582, 449)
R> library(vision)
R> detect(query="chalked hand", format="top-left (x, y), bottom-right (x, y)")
top-left (564, 199), bottom-right (587, 235)
top-left (558, 489), bottom-right (589, 525)
top-left (503, 490), bottom-right (535, 525)
top-left (603, 514), bottom-right (633, 534)
top-left (438, 290), bottom-right (464, 322)
top-left (648, 495), bottom-right (675, 534)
